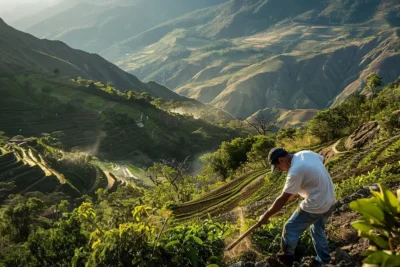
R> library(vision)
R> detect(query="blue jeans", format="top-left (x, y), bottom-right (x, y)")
top-left (281, 205), bottom-right (334, 263)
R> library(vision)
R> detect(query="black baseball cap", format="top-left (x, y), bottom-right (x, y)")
top-left (268, 147), bottom-right (289, 172)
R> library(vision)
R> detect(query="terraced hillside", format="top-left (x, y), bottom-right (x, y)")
top-left (171, 169), bottom-right (267, 221)
top-left (0, 140), bottom-right (121, 198)
top-left (0, 69), bottom-right (236, 162)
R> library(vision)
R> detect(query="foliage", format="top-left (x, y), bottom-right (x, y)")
top-left (161, 218), bottom-right (234, 267)
top-left (0, 195), bottom-right (47, 242)
top-left (308, 107), bottom-right (351, 142)
top-left (350, 184), bottom-right (400, 266)
top-left (247, 135), bottom-right (275, 168)
top-left (201, 135), bottom-right (273, 180)
top-left (335, 162), bottom-right (400, 199)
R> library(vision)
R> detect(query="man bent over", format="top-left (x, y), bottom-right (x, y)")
top-left (258, 148), bottom-right (336, 266)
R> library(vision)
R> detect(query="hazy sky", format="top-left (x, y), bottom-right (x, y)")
top-left (0, 0), bottom-right (58, 10)
top-left (0, 0), bottom-right (59, 22)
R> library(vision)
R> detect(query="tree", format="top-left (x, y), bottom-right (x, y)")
top-left (247, 135), bottom-right (275, 167)
top-left (201, 136), bottom-right (258, 179)
top-left (53, 68), bottom-right (60, 75)
top-left (309, 108), bottom-right (350, 142)
top-left (366, 73), bottom-right (383, 121)
top-left (245, 112), bottom-right (278, 135)
top-left (0, 195), bottom-right (47, 242)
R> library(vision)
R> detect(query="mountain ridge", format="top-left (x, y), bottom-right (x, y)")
top-left (0, 18), bottom-right (180, 99)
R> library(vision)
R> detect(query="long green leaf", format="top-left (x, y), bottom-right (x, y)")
top-left (349, 199), bottom-right (385, 224)
top-left (382, 254), bottom-right (400, 267)
top-left (165, 240), bottom-right (180, 247)
top-left (380, 184), bottom-right (399, 214)
top-left (364, 251), bottom-right (388, 264)
top-left (191, 235), bottom-right (203, 245)
top-left (361, 233), bottom-right (390, 250)
top-left (351, 221), bottom-right (375, 232)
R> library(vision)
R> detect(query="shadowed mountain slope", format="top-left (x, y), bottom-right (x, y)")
top-left (0, 18), bottom-right (179, 99)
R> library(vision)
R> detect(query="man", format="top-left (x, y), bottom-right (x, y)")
top-left (258, 148), bottom-right (336, 266)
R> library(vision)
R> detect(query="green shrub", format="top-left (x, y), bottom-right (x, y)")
top-left (350, 184), bottom-right (400, 266)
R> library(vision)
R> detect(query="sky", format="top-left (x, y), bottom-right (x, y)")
top-left (0, 0), bottom-right (59, 22)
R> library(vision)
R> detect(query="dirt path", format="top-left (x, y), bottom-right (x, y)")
top-left (87, 166), bottom-right (103, 193)
top-left (122, 165), bottom-right (138, 179)
top-left (331, 140), bottom-right (345, 154)
top-left (104, 171), bottom-right (115, 190)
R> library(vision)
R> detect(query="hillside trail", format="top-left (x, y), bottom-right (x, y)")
top-left (331, 140), bottom-right (346, 155)
top-left (121, 165), bottom-right (138, 180)
top-left (104, 171), bottom-right (115, 190)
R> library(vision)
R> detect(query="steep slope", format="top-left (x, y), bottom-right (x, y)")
top-left (0, 18), bottom-right (178, 99)
top-left (0, 67), bottom-right (237, 163)
top-left (19, 0), bottom-right (228, 53)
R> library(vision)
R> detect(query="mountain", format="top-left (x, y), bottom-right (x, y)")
top-left (0, 0), bottom-right (59, 24)
top-left (105, 0), bottom-right (400, 118)
top-left (11, 0), bottom-right (400, 119)
top-left (15, 0), bottom-right (228, 53)
top-left (11, 0), bottom-right (75, 31)
top-left (0, 18), bottom-right (178, 99)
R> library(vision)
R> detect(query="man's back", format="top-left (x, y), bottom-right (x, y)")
top-left (283, 150), bottom-right (335, 214)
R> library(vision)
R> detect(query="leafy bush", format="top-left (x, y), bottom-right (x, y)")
top-left (350, 184), bottom-right (400, 266)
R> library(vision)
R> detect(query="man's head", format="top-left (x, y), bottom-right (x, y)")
top-left (268, 147), bottom-right (291, 172)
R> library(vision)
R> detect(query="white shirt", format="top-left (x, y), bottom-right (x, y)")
top-left (283, 150), bottom-right (336, 214)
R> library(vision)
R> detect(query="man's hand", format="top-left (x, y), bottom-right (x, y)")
top-left (258, 212), bottom-right (270, 224)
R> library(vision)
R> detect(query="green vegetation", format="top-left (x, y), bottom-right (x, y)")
top-left (1, 75), bottom-right (400, 266)
top-left (0, 188), bottom-right (234, 267)
top-left (0, 70), bottom-right (237, 163)
top-left (350, 184), bottom-right (400, 266)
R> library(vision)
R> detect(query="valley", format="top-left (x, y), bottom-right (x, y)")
top-left (0, 1), bottom-right (400, 266)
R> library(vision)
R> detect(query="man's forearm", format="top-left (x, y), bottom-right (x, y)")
top-left (260, 193), bottom-right (291, 222)
top-left (265, 195), bottom-right (288, 217)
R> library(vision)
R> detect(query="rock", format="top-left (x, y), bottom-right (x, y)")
top-left (334, 248), bottom-right (352, 264)
top-left (340, 245), bottom-right (352, 251)
top-left (368, 184), bottom-right (379, 191)
top-left (245, 262), bottom-right (256, 267)
top-left (344, 121), bottom-right (380, 150)
top-left (356, 188), bottom-right (370, 197)
top-left (230, 262), bottom-right (244, 267)
top-left (319, 146), bottom-right (337, 162)
top-left (255, 261), bottom-right (270, 267)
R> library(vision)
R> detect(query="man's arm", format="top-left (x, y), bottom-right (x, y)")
top-left (259, 192), bottom-right (294, 224)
